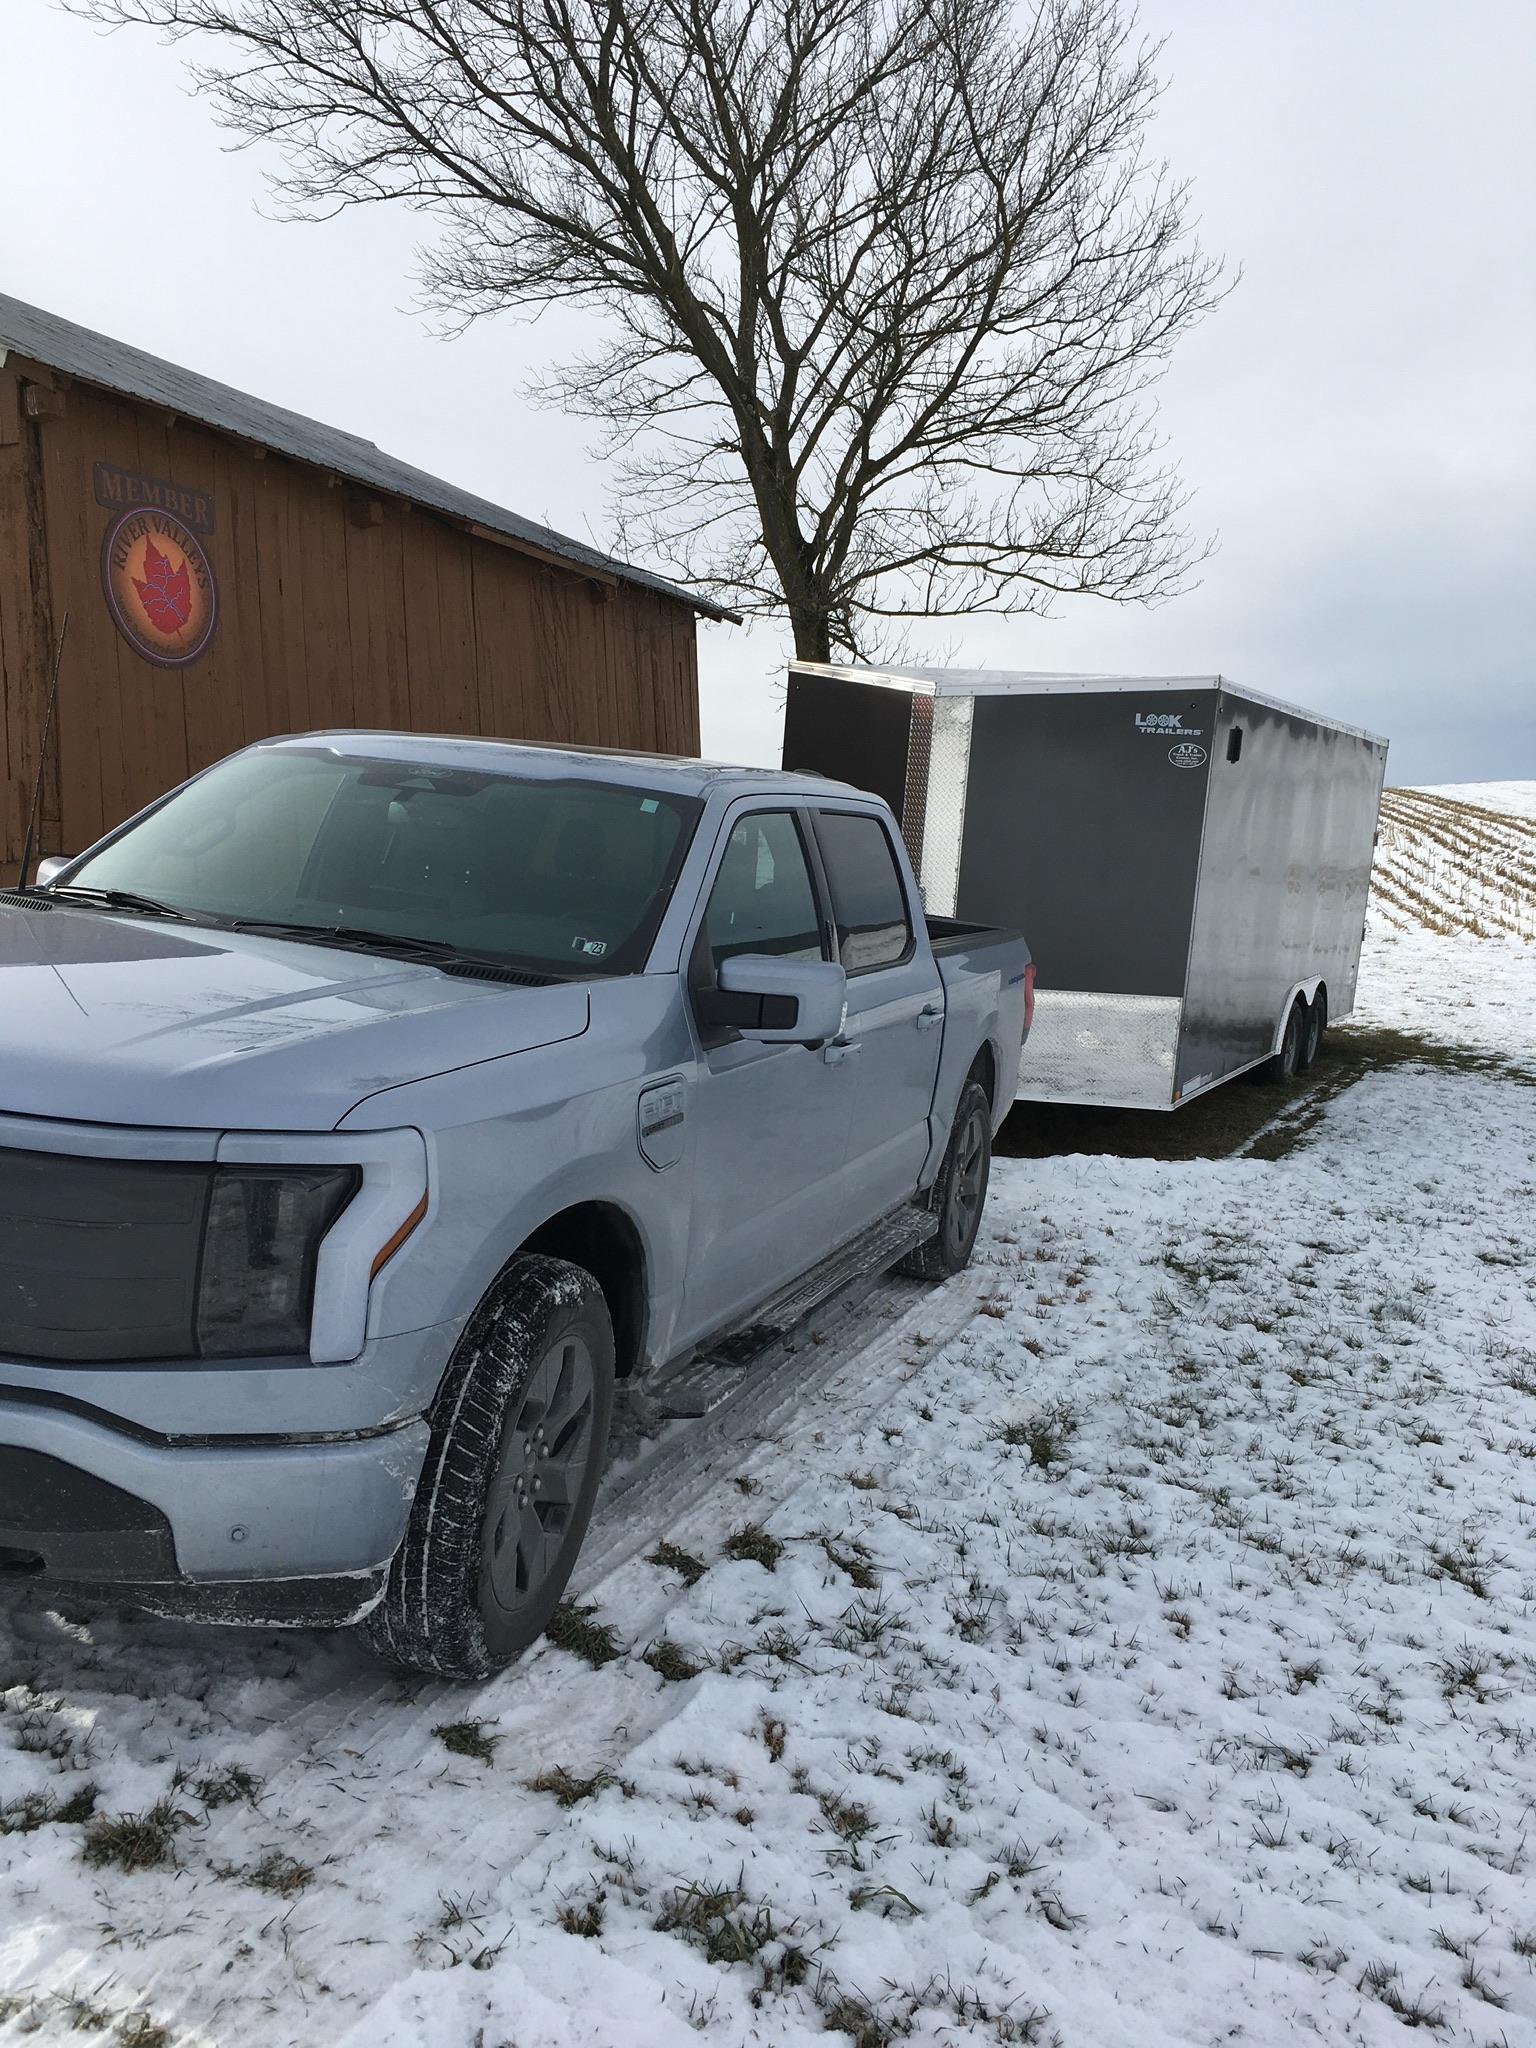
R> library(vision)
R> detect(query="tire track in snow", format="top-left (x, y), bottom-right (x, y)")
top-left (35, 1270), bottom-right (988, 2048)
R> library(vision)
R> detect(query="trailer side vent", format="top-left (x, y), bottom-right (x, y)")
top-left (1227, 726), bottom-right (1244, 764)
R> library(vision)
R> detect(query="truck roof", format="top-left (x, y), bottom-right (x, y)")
top-left (258, 730), bottom-right (872, 804)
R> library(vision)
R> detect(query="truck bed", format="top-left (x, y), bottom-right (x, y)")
top-left (927, 916), bottom-right (1031, 1129)
top-left (926, 914), bottom-right (1014, 954)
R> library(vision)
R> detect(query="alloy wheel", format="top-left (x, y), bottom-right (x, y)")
top-left (482, 1333), bottom-right (597, 1618)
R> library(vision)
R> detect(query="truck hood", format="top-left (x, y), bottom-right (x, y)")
top-left (0, 903), bottom-right (590, 1132)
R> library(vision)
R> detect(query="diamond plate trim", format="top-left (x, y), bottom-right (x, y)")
top-left (1016, 990), bottom-right (1183, 1109)
top-left (899, 690), bottom-right (934, 871)
top-left (918, 695), bottom-right (974, 915)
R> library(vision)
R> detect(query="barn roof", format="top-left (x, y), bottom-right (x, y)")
top-left (0, 292), bottom-right (738, 624)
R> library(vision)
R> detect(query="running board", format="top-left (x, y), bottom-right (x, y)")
top-left (644, 1204), bottom-right (938, 1420)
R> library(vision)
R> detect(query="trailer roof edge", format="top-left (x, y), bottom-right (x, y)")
top-left (789, 663), bottom-right (1388, 749)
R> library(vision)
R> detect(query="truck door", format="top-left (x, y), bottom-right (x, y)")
top-left (678, 807), bottom-right (855, 1342)
top-left (810, 806), bottom-right (944, 1235)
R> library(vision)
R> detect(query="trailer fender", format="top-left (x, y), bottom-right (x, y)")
top-left (1269, 980), bottom-right (1324, 1053)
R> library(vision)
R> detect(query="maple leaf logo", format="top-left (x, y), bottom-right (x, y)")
top-left (131, 537), bottom-right (193, 636)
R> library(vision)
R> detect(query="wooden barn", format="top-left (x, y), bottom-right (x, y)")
top-left (0, 293), bottom-right (734, 884)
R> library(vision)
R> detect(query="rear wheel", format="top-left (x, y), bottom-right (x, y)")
top-left (900, 1078), bottom-right (993, 1281)
top-left (365, 1255), bottom-right (615, 1680)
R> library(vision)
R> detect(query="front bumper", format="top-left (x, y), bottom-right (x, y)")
top-left (0, 1394), bottom-right (430, 1598)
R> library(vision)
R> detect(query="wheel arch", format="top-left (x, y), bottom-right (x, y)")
top-left (968, 1037), bottom-right (999, 1120)
top-left (516, 1201), bottom-right (648, 1380)
top-left (1271, 980), bottom-right (1325, 1055)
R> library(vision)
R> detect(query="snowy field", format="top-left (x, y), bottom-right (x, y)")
top-left (1360, 781), bottom-right (1536, 1056)
top-left (2, 798), bottom-right (1534, 2048)
top-left (1421, 783), bottom-right (1536, 822)
top-left (1373, 782), bottom-right (1536, 944)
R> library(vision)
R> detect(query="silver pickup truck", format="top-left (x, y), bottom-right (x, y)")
top-left (0, 734), bottom-right (1030, 1677)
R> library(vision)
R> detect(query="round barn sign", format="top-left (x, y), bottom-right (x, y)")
top-left (100, 506), bottom-right (219, 668)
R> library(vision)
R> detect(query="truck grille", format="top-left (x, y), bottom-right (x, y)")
top-left (0, 1147), bottom-right (212, 1364)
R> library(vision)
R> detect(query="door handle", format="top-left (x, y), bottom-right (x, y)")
top-left (823, 1038), bottom-right (862, 1065)
top-left (916, 1002), bottom-right (944, 1032)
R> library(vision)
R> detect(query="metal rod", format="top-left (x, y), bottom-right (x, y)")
top-left (17, 610), bottom-right (69, 890)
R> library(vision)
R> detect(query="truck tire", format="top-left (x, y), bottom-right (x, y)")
top-left (365, 1255), bottom-right (615, 1680)
top-left (900, 1078), bottom-right (992, 1281)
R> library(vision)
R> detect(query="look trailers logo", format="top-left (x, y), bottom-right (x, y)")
top-left (96, 464), bottom-right (219, 669)
top-left (1133, 710), bottom-right (1203, 736)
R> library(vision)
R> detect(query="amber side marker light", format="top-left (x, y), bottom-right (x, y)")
top-left (372, 1191), bottom-right (429, 1278)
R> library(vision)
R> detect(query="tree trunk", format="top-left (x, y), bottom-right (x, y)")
top-left (789, 610), bottom-right (832, 663)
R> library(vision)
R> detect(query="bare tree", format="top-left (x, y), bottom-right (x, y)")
top-left (79, 0), bottom-right (1226, 661)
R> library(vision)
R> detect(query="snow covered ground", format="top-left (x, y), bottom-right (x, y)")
top-left (1353, 925), bottom-right (1536, 1066)
top-left (2, 881), bottom-right (1534, 2047)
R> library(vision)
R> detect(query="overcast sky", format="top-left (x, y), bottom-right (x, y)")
top-left (3, 0), bottom-right (1532, 784)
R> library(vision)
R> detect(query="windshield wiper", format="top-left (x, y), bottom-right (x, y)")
top-left (228, 918), bottom-right (559, 981)
top-left (230, 919), bottom-right (472, 961)
top-left (46, 885), bottom-right (194, 922)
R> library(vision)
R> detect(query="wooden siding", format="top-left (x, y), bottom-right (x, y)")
top-left (0, 360), bottom-right (700, 878)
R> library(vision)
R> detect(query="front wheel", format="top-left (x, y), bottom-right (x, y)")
top-left (1265, 999), bottom-right (1306, 1085)
top-left (365, 1256), bottom-right (615, 1680)
top-left (900, 1078), bottom-right (993, 1281)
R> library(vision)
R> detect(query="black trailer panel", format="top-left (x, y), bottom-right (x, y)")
top-left (957, 688), bottom-right (1215, 999)
top-left (782, 663), bottom-right (1388, 1110)
top-left (782, 670), bottom-right (918, 828)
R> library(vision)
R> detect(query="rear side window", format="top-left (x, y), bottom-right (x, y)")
top-left (814, 811), bottom-right (912, 972)
top-left (703, 811), bottom-right (823, 973)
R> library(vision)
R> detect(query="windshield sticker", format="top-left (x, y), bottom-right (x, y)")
top-left (572, 936), bottom-right (609, 957)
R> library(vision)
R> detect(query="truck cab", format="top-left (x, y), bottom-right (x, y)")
top-left (0, 734), bottom-right (1029, 1676)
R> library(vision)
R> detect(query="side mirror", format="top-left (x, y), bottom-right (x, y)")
top-left (703, 954), bottom-right (848, 1045)
top-left (34, 856), bottom-right (72, 887)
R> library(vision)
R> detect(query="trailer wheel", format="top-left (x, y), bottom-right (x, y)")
top-left (900, 1079), bottom-right (992, 1281)
top-left (365, 1256), bottom-right (615, 1681)
top-left (1298, 990), bottom-right (1326, 1072)
top-left (1268, 999), bottom-right (1307, 1085)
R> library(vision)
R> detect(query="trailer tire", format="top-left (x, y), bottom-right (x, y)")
top-left (900, 1079), bottom-right (992, 1281)
top-left (364, 1255), bottom-right (615, 1681)
top-left (1266, 999), bottom-right (1307, 1085)
top-left (1298, 990), bottom-right (1325, 1073)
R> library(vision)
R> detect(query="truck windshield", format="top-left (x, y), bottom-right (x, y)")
top-left (64, 747), bottom-right (702, 979)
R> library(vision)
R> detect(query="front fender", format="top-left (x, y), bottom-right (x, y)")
top-left (341, 978), bottom-right (695, 1374)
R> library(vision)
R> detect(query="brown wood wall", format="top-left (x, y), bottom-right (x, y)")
top-left (0, 358), bottom-right (701, 880)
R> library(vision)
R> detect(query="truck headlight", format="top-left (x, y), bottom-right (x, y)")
top-left (196, 1167), bottom-right (360, 1358)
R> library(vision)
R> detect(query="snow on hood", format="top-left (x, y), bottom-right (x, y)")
top-left (0, 901), bottom-right (589, 1131)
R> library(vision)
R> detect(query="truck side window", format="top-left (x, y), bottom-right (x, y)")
top-left (703, 811), bottom-right (823, 974)
top-left (814, 811), bottom-right (913, 972)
